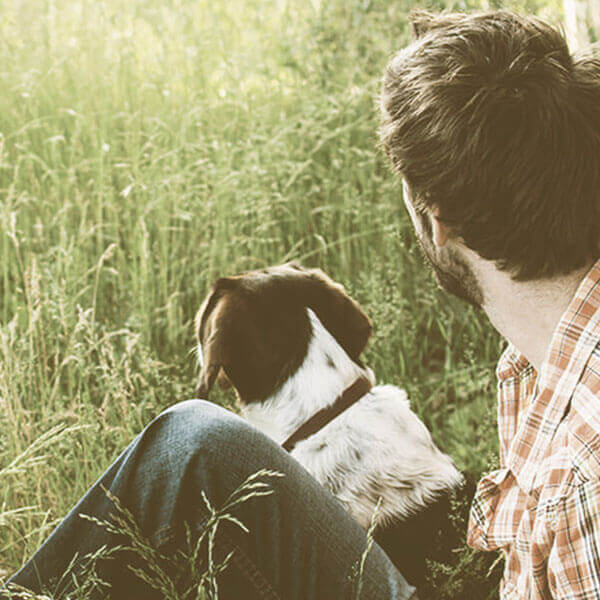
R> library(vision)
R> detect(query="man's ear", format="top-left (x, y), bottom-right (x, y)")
top-left (431, 207), bottom-right (449, 248)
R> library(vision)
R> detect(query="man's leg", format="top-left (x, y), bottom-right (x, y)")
top-left (6, 400), bottom-right (417, 599)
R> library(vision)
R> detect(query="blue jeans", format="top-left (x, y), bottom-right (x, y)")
top-left (6, 400), bottom-right (418, 599)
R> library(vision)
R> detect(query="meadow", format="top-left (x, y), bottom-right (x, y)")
top-left (0, 0), bottom-right (562, 597)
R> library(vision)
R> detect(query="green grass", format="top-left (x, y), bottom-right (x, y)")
top-left (0, 0), bottom-right (563, 597)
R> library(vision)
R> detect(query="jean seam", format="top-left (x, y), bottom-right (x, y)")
top-left (213, 525), bottom-right (282, 600)
top-left (152, 522), bottom-right (281, 600)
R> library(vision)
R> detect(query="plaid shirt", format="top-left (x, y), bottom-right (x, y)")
top-left (468, 259), bottom-right (600, 599)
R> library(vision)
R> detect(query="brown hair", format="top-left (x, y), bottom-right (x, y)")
top-left (380, 10), bottom-right (600, 280)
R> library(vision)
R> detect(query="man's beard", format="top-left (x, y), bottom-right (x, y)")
top-left (415, 213), bottom-right (484, 308)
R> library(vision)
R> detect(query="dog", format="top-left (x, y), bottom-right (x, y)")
top-left (194, 263), bottom-right (466, 586)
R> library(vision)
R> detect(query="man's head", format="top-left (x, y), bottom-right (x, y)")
top-left (380, 10), bottom-right (600, 292)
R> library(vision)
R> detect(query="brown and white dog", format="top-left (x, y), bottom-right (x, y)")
top-left (194, 263), bottom-right (465, 585)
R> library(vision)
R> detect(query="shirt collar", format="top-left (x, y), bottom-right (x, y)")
top-left (505, 258), bottom-right (600, 494)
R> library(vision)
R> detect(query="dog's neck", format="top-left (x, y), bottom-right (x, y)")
top-left (241, 309), bottom-right (374, 444)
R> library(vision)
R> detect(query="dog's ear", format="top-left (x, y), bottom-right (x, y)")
top-left (195, 327), bottom-right (233, 399)
top-left (195, 361), bottom-right (219, 399)
top-left (281, 264), bottom-right (373, 362)
top-left (195, 274), bottom-right (311, 403)
top-left (194, 278), bottom-right (236, 399)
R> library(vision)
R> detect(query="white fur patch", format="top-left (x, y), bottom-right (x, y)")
top-left (242, 309), bottom-right (462, 529)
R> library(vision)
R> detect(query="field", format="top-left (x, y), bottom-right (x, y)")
top-left (0, 0), bottom-right (562, 597)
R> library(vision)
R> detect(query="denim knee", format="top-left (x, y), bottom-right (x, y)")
top-left (137, 399), bottom-right (250, 474)
top-left (151, 399), bottom-right (251, 451)
top-left (111, 400), bottom-right (258, 540)
top-left (144, 399), bottom-right (287, 504)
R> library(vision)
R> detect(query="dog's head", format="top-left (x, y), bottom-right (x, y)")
top-left (194, 263), bottom-right (372, 404)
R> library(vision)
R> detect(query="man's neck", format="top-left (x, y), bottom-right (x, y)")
top-left (478, 260), bottom-right (593, 373)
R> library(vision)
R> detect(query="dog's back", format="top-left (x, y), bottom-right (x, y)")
top-left (291, 379), bottom-right (463, 530)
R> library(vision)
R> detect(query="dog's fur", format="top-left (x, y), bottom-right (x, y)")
top-left (195, 263), bottom-right (464, 585)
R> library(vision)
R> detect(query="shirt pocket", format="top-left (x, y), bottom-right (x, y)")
top-left (469, 468), bottom-right (521, 551)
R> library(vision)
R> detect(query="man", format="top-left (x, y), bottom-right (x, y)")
top-left (5, 8), bottom-right (600, 600)
top-left (379, 9), bottom-right (600, 599)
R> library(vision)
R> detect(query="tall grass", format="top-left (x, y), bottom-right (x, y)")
top-left (1, 0), bottom-right (562, 596)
